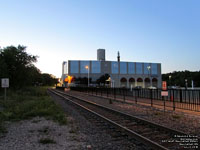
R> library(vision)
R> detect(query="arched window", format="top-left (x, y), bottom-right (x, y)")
top-left (144, 78), bottom-right (150, 88)
top-left (120, 77), bottom-right (127, 88)
top-left (137, 78), bottom-right (143, 88)
top-left (129, 78), bottom-right (135, 82)
top-left (137, 78), bottom-right (143, 82)
top-left (120, 78), bottom-right (127, 82)
top-left (129, 78), bottom-right (135, 88)
top-left (152, 78), bottom-right (158, 87)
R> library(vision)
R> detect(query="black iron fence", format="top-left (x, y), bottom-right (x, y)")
top-left (69, 87), bottom-right (200, 112)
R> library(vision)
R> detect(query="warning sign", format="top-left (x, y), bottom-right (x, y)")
top-left (161, 91), bottom-right (168, 96)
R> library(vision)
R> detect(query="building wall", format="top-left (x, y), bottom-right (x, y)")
top-left (67, 60), bottom-right (162, 88)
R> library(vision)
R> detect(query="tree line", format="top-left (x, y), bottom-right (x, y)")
top-left (162, 71), bottom-right (200, 87)
top-left (0, 45), bottom-right (58, 89)
top-left (71, 74), bottom-right (110, 86)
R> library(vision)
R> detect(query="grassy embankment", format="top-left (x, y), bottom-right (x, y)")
top-left (0, 87), bottom-right (67, 134)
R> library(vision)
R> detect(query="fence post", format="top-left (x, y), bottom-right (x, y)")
top-left (109, 88), bottom-right (112, 104)
top-left (107, 88), bottom-right (109, 97)
top-left (123, 88), bottom-right (125, 102)
top-left (180, 89), bottom-right (182, 103)
top-left (4, 88), bottom-right (7, 101)
top-left (151, 89), bottom-right (153, 107)
top-left (173, 89), bottom-right (175, 111)
top-left (192, 90), bottom-right (195, 110)
top-left (114, 88), bottom-right (116, 100)
top-left (199, 90), bottom-right (200, 105)
top-left (163, 96), bottom-right (165, 112)
top-left (132, 90), bottom-right (134, 101)
top-left (135, 90), bottom-right (137, 104)
top-left (157, 89), bottom-right (159, 100)
top-left (188, 90), bottom-right (191, 104)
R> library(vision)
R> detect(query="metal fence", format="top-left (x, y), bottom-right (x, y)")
top-left (69, 87), bottom-right (200, 112)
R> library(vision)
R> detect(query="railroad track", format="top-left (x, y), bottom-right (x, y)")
top-left (49, 89), bottom-right (198, 150)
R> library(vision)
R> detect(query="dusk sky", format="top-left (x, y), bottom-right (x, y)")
top-left (0, 0), bottom-right (200, 77)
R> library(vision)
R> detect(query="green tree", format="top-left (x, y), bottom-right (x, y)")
top-left (0, 45), bottom-right (59, 88)
top-left (41, 73), bottom-right (58, 86)
top-left (0, 56), bottom-right (8, 78)
top-left (96, 74), bottom-right (110, 85)
top-left (162, 70), bottom-right (200, 87)
top-left (74, 77), bottom-right (91, 85)
top-left (0, 45), bottom-right (37, 88)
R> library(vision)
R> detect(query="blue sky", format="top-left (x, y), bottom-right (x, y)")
top-left (0, 0), bottom-right (199, 77)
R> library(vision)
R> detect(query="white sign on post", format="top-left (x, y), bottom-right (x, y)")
top-left (1, 78), bottom-right (9, 88)
top-left (161, 91), bottom-right (168, 96)
top-left (1, 78), bottom-right (9, 101)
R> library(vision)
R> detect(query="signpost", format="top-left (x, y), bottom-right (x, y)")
top-left (1, 78), bottom-right (9, 100)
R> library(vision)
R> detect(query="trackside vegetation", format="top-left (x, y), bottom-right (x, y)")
top-left (0, 45), bottom-right (58, 88)
top-left (162, 71), bottom-right (200, 87)
top-left (0, 45), bottom-right (65, 134)
top-left (0, 87), bottom-right (67, 134)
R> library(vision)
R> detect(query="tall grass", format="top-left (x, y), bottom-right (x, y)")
top-left (0, 87), bottom-right (67, 133)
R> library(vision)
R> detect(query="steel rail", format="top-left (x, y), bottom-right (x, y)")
top-left (55, 89), bottom-right (188, 136)
top-left (50, 89), bottom-right (175, 150)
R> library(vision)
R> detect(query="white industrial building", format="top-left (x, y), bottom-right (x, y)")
top-left (62, 49), bottom-right (162, 88)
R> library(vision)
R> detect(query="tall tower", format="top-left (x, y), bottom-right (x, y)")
top-left (62, 61), bottom-right (67, 75)
top-left (117, 51), bottom-right (120, 62)
top-left (97, 49), bottom-right (105, 61)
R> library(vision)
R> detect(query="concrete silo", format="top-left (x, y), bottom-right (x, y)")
top-left (97, 49), bottom-right (105, 61)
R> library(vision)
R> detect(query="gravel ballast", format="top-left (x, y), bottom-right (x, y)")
top-left (66, 90), bottom-right (200, 137)
top-left (49, 90), bottom-right (145, 150)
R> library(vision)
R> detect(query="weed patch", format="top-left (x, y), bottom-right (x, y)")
top-left (69, 124), bottom-right (79, 134)
top-left (154, 112), bottom-right (161, 116)
top-left (38, 126), bottom-right (49, 134)
top-left (0, 123), bottom-right (7, 134)
top-left (39, 138), bottom-right (56, 144)
top-left (172, 114), bottom-right (182, 119)
top-left (0, 87), bottom-right (67, 134)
